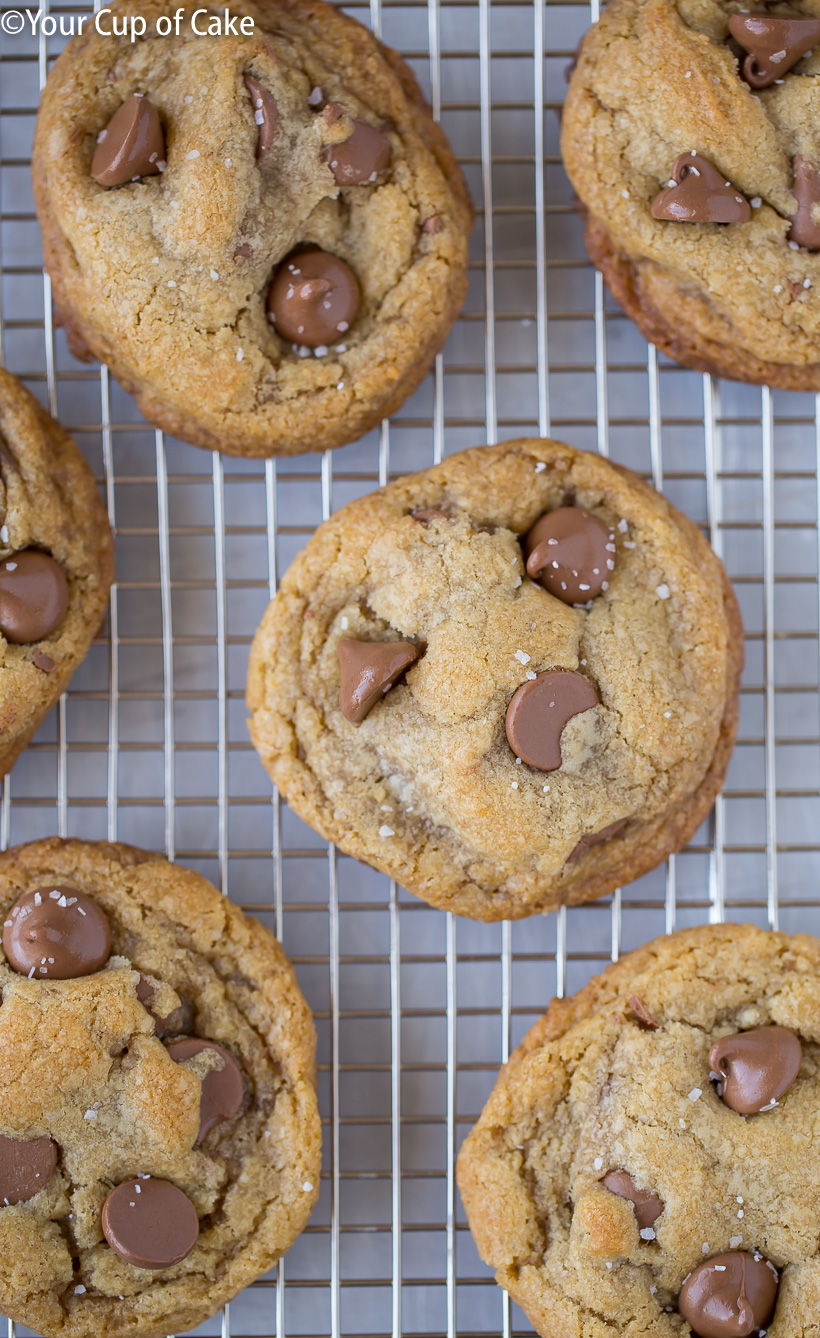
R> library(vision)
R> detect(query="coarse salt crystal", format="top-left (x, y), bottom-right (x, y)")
top-left (702, 1243), bottom-right (710, 1253)
top-left (314, 345), bottom-right (328, 357)
top-left (4, 562), bottom-right (16, 572)
top-left (534, 462), bottom-right (546, 473)
top-left (184, 94), bottom-right (194, 103)
top-left (303, 1181), bottom-right (313, 1191)
top-left (617, 518), bottom-right (628, 532)
top-left (186, 149), bottom-right (200, 160)
top-left (663, 711), bottom-right (671, 718)
top-left (0, 526), bottom-right (8, 544)
top-left (730, 1235), bottom-right (743, 1248)
top-left (774, 284), bottom-right (783, 293)
top-left (168, 280), bottom-right (177, 288)
top-left (788, 240), bottom-right (799, 250)
top-left (237, 349), bottom-right (245, 361)
top-left (656, 584), bottom-right (670, 600)
top-left (714, 1265), bottom-right (726, 1272)
top-left (650, 1285), bottom-right (657, 1294)
top-left (341, 616), bottom-right (349, 630)
top-left (308, 86), bottom-right (323, 105)
top-left (750, 197), bottom-right (762, 208)
top-left (689, 1088), bottom-right (702, 1101)
top-left (511, 781), bottom-right (519, 790)
top-left (255, 109), bottom-right (265, 125)
top-left (84, 1110), bottom-right (97, 1121)
top-left (379, 825), bottom-right (394, 838)
top-left (640, 1228), bottom-right (656, 1240)
top-left (526, 670), bottom-right (537, 680)
top-left (605, 1262), bottom-right (612, 1270)
top-left (738, 1209), bottom-right (744, 1218)
top-left (211, 269), bottom-right (220, 280)
top-left (514, 649), bottom-right (531, 664)
top-left (75, 1285), bottom-right (86, 1294)
top-left (593, 1156), bottom-right (603, 1170)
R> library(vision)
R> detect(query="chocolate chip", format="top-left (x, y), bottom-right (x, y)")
top-left (3, 887), bottom-right (111, 980)
top-left (627, 995), bottom-right (659, 1030)
top-left (0, 1133), bottom-right (58, 1205)
top-left (601, 1170), bottom-right (663, 1231)
top-left (323, 120), bottom-right (391, 185)
top-left (102, 1178), bottom-right (199, 1269)
top-left (651, 154), bottom-right (751, 224)
top-left (136, 974), bottom-right (186, 1038)
top-left (233, 243), bottom-right (254, 261)
top-left (422, 215), bottom-right (443, 234)
top-left (91, 95), bottom-right (165, 188)
top-left (789, 155), bottom-right (820, 250)
top-left (244, 74), bottom-right (279, 160)
top-left (728, 13), bottom-right (820, 88)
top-left (268, 247), bottom-right (360, 348)
top-left (32, 651), bottom-right (56, 673)
top-left (525, 507), bottom-right (614, 604)
top-left (709, 1025), bottom-right (802, 1114)
top-left (568, 818), bottom-right (628, 861)
top-left (678, 1251), bottom-right (778, 1338)
top-left (505, 670), bottom-right (598, 771)
top-left (0, 550), bottom-right (68, 645)
top-left (166, 1038), bottom-right (244, 1142)
top-left (322, 102), bottom-right (344, 126)
top-left (338, 637), bottom-right (420, 724)
top-left (411, 508), bottom-right (454, 523)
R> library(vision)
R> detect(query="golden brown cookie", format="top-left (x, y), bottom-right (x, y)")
top-left (457, 924), bottom-right (820, 1338)
top-left (562, 0), bottom-right (820, 389)
top-left (0, 837), bottom-right (320, 1338)
top-left (0, 369), bottom-right (113, 776)
top-left (247, 439), bottom-right (742, 921)
top-left (31, 0), bottom-right (473, 458)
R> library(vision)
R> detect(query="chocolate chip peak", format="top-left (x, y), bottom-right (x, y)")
top-left (505, 670), bottom-right (599, 771)
top-left (0, 549), bottom-right (68, 645)
top-left (789, 155), bottom-right (820, 250)
top-left (0, 1133), bottom-right (58, 1205)
top-left (524, 507), bottom-right (614, 604)
top-left (324, 120), bottom-right (391, 185)
top-left (338, 637), bottom-right (420, 724)
top-left (568, 819), bottom-right (628, 861)
top-left (729, 12), bottom-right (820, 88)
top-left (91, 94), bottom-right (165, 188)
top-left (678, 1251), bottom-right (778, 1338)
top-left (710, 1025), bottom-right (802, 1114)
top-left (244, 74), bottom-right (279, 160)
top-left (166, 1037), bottom-right (244, 1143)
top-left (3, 887), bottom-right (111, 980)
top-left (651, 154), bottom-right (751, 224)
top-left (268, 247), bottom-right (360, 348)
top-left (601, 1169), bottom-right (663, 1231)
top-left (102, 1178), bottom-right (199, 1269)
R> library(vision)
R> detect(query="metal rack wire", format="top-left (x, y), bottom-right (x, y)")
top-left (1, 0), bottom-right (819, 1334)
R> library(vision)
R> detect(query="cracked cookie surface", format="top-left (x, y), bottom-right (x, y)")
top-left (247, 439), bottom-right (742, 921)
top-left (31, 0), bottom-right (472, 458)
top-left (457, 923), bottom-right (820, 1338)
top-left (0, 370), bottom-right (113, 777)
top-left (562, 0), bottom-right (820, 388)
top-left (0, 838), bottom-right (320, 1338)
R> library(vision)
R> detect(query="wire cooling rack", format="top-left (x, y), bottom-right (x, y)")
top-left (2, 0), bottom-right (820, 1334)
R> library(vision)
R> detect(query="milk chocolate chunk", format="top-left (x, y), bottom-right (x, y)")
top-left (166, 1038), bottom-right (244, 1142)
top-left (0, 1133), bottom-right (58, 1205)
top-left (601, 1170), bottom-right (663, 1230)
top-left (91, 94), bottom-right (165, 187)
top-left (244, 74), bottom-right (279, 159)
top-left (338, 637), bottom-right (420, 724)
top-left (710, 1025), bottom-right (802, 1114)
top-left (0, 549), bottom-right (69, 645)
top-left (568, 818), bottom-right (628, 860)
top-left (3, 887), bottom-right (111, 979)
top-left (505, 670), bottom-right (599, 771)
top-left (323, 120), bottom-right (391, 185)
top-left (678, 1251), bottom-right (778, 1338)
top-left (102, 1178), bottom-right (199, 1269)
top-left (525, 507), bottom-right (614, 603)
top-left (789, 155), bottom-right (820, 250)
top-left (268, 247), bottom-right (360, 348)
top-left (651, 154), bottom-right (751, 224)
top-left (728, 13), bottom-right (820, 88)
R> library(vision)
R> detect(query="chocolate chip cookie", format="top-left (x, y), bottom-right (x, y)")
top-left (247, 439), bottom-right (742, 921)
top-left (0, 369), bottom-right (113, 777)
top-left (0, 837), bottom-right (320, 1338)
top-left (32, 0), bottom-right (473, 458)
top-left (457, 923), bottom-right (820, 1338)
top-left (562, 0), bottom-right (820, 389)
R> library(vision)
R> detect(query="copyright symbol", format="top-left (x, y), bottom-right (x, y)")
top-left (1, 11), bottom-right (25, 35)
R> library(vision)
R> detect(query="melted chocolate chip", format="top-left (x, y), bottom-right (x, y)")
top-left (505, 670), bottom-right (599, 771)
top-left (91, 95), bottom-right (165, 188)
top-left (32, 651), bottom-right (56, 673)
top-left (166, 1038), bottom-right (244, 1142)
top-left (338, 637), bottom-right (420, 724)
top-left (268, 247), bottom-right (360, 348)
top-left (3, 887), bottom-right (110, 980)
top-left (601, 1170), bottom-right (663, 1231)
top-left (678, 1252), bottom-right (778, 1338)
top-left (728, 13), bottom-right (820, 88)
top-left (411, 508), bottom-right (454, 523)
top-left (0, 1133), bottom-right (58, 1205)
top-left (525, 507), bottom-right (614, 603)
top-left (102, 1178), bottom-right (199, 1269)
top-left (651, 154), bottom-right (751, 224)
top-left (568, 818), bottom-right (628, 860)
top-left (422, 215), bottom-right (443, 234)
top-left (627, 995), bottom-right (659, 1030)
top-left (244, 74), bottom-right (279, 160)
top-left (323, 120), bottom-right (391, 185)
top-left (0, 550), bottom-right (68, 645)
top-left (710, 1025), bottom-right (802, 1114)
top-left (789, 155), bottom-right (820, 250)
top-left (136, 974), bottom-right (186, 1038)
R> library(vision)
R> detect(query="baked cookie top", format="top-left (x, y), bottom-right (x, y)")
top-left (0, 838), bottom-right (319, 1338)
top-left (247, 439), bottom-right (742, 921)
top-left (0, 369), bottom-right (113, 772)
top-left (457, 923), bottom-right (820, 1338)
top-left (32, 0), bottom-right (472, 457)
top-left (562, 0), bottom-right (820, 383)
